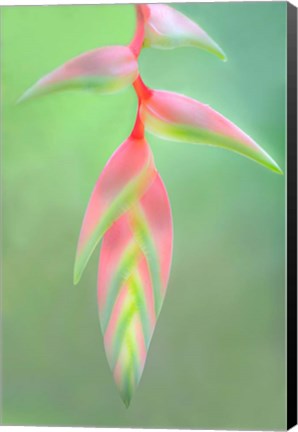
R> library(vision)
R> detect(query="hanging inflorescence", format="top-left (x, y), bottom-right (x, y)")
top-left (20, 4), bottom-right (282, 407)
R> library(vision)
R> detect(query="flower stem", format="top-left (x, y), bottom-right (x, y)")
top-left (129, 6), bottom-right (146, 57)
top-left (133, 75), bottom-right (151, 101)
top-left (131, 100), bottom-right (145, 139)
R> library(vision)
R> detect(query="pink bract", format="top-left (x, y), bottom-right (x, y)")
top-left (137, 4), bottom-right (226, 60)
top-left (74, 135), bottom-right (157, 285)
top-left (140, 89), bottom-right (282, 174)
top-left (98, 173), bottom-right (173, 406)
top-left (19, 46), bottom-right (138, 102)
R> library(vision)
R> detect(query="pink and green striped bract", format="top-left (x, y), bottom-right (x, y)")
top-left (139, 4), bottom-right (226, 60)
top-left (140, 89), bottom-right (282, 174)
top-left (98, 174), bottom-right (173, 406)
top-left (73, 128), bottom-right (172, 405)
top-left (19, 46), bottom-right (138, 102)
top-left (74, 135), bottom-right (157, 285)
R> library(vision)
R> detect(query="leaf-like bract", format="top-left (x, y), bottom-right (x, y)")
top-left (139, 4), bottom-right (226, 60)
top-left (74, 136), bottom-right (157, 284)
top-left (140, 90), bottom-right (282, 174)
top-left (98, 173), bottom-right (173, 406)
top-left (18, 46), bottom-right (138, 102)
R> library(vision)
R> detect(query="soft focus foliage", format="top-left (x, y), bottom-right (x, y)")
top-left (2, 2), bottom-right (286, 429)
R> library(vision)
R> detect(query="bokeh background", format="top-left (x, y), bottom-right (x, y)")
top-left (2, 2), bottom-right (286, 429)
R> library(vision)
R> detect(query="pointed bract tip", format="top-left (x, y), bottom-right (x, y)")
top-left (73, 264), bottom-right (81, 286)
top-left (200, 35), bottom-right (227, 61)
top-left (212, 48), bottom-right (227, 62)
top-left (120, 393), bottom-right (131, 408)
top-left (215, 46), bottom-right (227, 62)
top-left (258, 147), bottom-right (283, 175)
top-left (270, 162), bottom-right (283, 175)
top-left (16, 85), bottom-right (38, 104)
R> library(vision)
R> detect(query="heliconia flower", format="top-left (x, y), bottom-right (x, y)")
top-left (98, 173), bottom-right (173, 406)
top-left (136, 4), bottom-right (226, 60)
top-left (73, 135), bottom-right (157, 285)
top-left (18, 46), bottom-right (138, 102)
top-left (138, 87), bottom-right (282, 174)
top-left (18, 2), bottom-right (283, 410)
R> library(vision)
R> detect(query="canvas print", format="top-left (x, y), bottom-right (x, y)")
top-left (1, 1), bottom-right (296, 430)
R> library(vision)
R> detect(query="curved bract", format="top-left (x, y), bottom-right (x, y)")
top-left (138, 4), bottom-right (226, 60)
top-left (98, 174), bottom-right (173, 406)
top-left (140, 90), bottom-right (282, 174)
top-left (74, 136), bottom-right (157, 285)
top-left (18, 46), bottom-right (138, 102)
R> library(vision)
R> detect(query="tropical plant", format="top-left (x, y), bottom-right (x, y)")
top-left (20, 3), bottom-right (282, 407)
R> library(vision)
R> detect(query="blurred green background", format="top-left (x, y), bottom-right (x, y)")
top-left (2, 2), bottom-right (286, 429)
